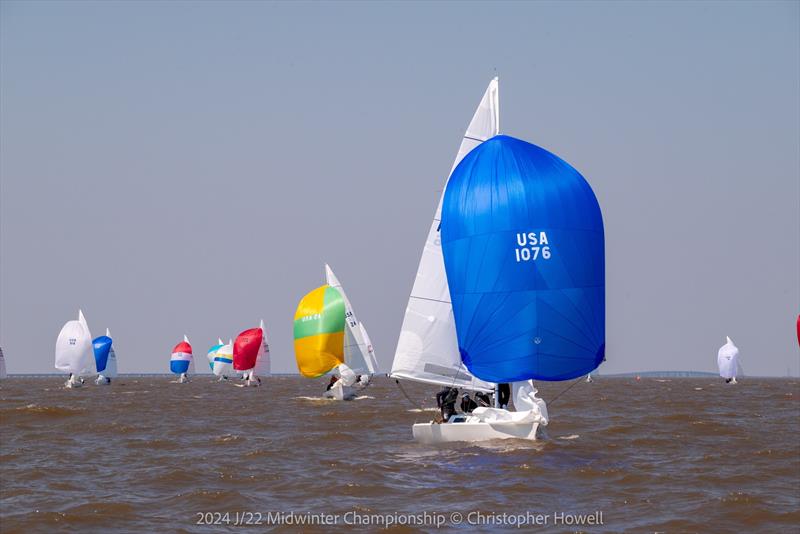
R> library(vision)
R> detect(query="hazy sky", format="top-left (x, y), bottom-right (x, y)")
top-left (1, 1), bottom-right (798, 375)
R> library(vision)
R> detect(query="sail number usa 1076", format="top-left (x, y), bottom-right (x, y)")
top-left (515, 231), bottom-right (551, 262)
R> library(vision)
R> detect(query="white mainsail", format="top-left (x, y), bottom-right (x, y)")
top-left (325, 264), bottom-right (377, 375)
top-left (0, 347), bottom-right (6, 379)
top-left (252, 319), bottom-right (271, 377)
top-left (103, 328), bottom-right (118, 378)
top-left (55, 310), bottom-right (95, 376)
top-left (390, 77), bottom-right (499, 393)
top-left (717, 336), bottom-right (739, 380)
top-left (358, 321), bottom-right (378, 374)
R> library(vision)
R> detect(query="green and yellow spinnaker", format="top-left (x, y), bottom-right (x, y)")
top-left (293, 285), bottom-right (346, 378)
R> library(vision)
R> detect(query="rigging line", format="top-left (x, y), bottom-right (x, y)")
top-left (395, 379), bottom-right (426, 411)
top-left (547, 375), bottom-right (585, 406)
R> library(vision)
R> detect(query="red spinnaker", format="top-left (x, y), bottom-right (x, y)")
top-left (234, 328), bottom-right (262, 371)
top-left (172, 341), bottom-right (192, 355)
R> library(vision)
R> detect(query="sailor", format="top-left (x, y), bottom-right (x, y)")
top-left (474, 392), bottom-right (491, 407)
top-left (356, 374), bottom-right (371, 388)
top-left (460, 392), bottom-right (478, 413)
top-left (436, 387), bottom-right (459, 422)
top-left (326, 375), bottom-right (339, 391)
top-left (498, 383), bottom-right (511, 409)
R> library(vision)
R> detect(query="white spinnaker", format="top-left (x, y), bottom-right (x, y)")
top-left (55, 310), bottom-right (95, 376)
top-left (717, 336), bottom-right (740, 379)
top-left (213, 340), bottom-right (234, 377)
top-left (252, 319), bottom-right (271, 377)
top-left (390, 78), bottom-right (499, 393)
top-left (325, 264), bottom-right (375, 375)
top-left (0, 347), bottom-right (6, 379)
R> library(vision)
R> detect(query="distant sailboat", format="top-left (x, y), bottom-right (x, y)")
top-left (207, 338), bottom-right (224, 372)
top-left (93, 328), bottom-right (118, 385)
top-left (233, 320), bottom-right (271, 386)
top-left (170, 335), bottom-right (194, 383)
top-left (0, 347), bottom-right (6, 380)
top-left (294, 265), bottom-right (376, 400)
top-left (56, 310), bottom-right (94, 388)
top-left (212, 339), bottom-right (234, 380)
top-left (718, 336), bottom-right (739, 384)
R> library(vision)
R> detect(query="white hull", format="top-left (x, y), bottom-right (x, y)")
top-left (64, 376), bottom-right (84, 388)
top-left (323, 385), bottom-right (356, 401)
top-left (412, 420), bottom-right (540, 444)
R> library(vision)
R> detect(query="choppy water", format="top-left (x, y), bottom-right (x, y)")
top-left (1, 376), bottom-right (798, 532)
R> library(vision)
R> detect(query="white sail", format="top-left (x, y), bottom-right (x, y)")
top-left (55, 309), bottom-right (94, 376)
top-left (717, 336), bottom-right (740, 379)
top-left (325, 264), bottom-right (375, 375)
top-left (252, 319), bottom-right (271, 377)
top-left (213, 340), bottom-right (234, 377)
top-left (390, 78), bottom-right (499, 393)
top-left (105, 347), bottom-right (118, 378)
top-left (358, 321), bottom-right (378, 374)
top-left (103, 328), bottom-right (118, 378)
top-left (0, 347), bottom-right (6, 379)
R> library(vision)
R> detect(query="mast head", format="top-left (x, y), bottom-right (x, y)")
top-left (184, 334), bottom-right (190, 343)
top-left (324, 264), bottom-right (340, 287)
top-left (106, 328), bottom-right (111, 337)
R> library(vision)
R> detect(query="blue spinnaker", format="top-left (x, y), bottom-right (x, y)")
top-left (93, 335), bottom-right (113, 374)
top-left (441, 135), bottom-right (604, 383)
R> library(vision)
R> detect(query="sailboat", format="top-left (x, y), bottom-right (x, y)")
top-left (0, 347), bottom-right (7, 380)
top-left (93, 328), bottom-right (118, 385)
top-left (393, 79), bottom-right (606, 443)
top-left (391, 78), bottom-right (497, 397)
top-left (212, 339), bottom-right (234, 379)
top-left (170, 335), bottom-right (194, 383)
top-left (293, 265), bottom-right (377, 400)
top-left (717, 336), bottom-right (739, 384)
top-left (233, 320), bottom-right (271, 386)
top-left (207, 338), bottom-right (224, 372)
top-left (55, 310), bottom-right (95, 388)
